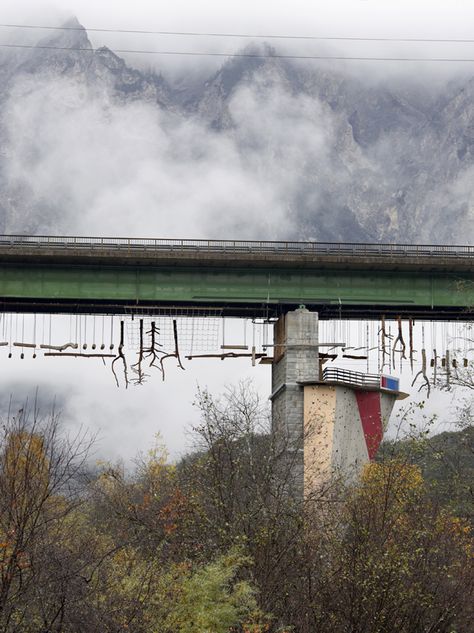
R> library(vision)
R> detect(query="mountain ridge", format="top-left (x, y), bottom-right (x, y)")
top-left (0, 19), bottom-right (473, 243)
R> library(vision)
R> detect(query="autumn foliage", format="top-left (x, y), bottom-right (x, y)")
top-left (0, 389), bottom-right (473, 632)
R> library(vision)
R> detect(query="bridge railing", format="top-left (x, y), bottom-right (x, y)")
top-left (0, 234), bottom-right (473, 258)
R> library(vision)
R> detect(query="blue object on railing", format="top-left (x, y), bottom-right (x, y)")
top-left (380, 375), bottom-right (400, 391)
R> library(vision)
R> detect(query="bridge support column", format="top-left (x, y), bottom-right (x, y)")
top-left (270, 307), bottom-right (319, 496)
top-left (270, 308), bottom-right (400, 498)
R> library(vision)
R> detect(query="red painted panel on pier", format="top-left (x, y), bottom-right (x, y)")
top-left (355, 391), bottom-right (383, 460)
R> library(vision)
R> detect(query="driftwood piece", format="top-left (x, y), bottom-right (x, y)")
top-left (144, 321), bottom-right (164, 373)
top-left (131, 319), bottom-right (148, 385)
top-left (159, 320), bottom-right (185, 381)
top-left (111, 321), bottom-right (129, 389)
top-left (379, 316), bottom-right (391, 371)
top-left (411, 348), bottom-right (431, 397)
top-left (44, 353), bottom-right (116, 358)
top-left (320, 353), bottom-right (338, 360)
top-left (40, 343), bottom-right (78, 352)
top-left (186, 352), bottom-right (267, 360)
top-left (392, 316), bottom-right (407, 368)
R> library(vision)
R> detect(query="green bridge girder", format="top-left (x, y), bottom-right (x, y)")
top-left (0, 263), bottom-right (473, 319)
top-left (0, 236), bottom-right (473, 319)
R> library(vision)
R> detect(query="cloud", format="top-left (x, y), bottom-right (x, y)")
top-left (3, 57), bottom-right (374, 243)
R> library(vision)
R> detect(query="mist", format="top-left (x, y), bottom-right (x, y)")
top-left (0, 5), bottom-right (474, 459)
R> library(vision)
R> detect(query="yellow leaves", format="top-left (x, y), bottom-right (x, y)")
top-left (2, 431), bottom-right (50, 501)
top-left (360, 460), bottom-right (424, 494)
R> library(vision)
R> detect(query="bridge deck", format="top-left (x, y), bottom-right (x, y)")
top-left (0, 235), bottom-right (473, 319)
top-left (0, 235), bottom-right (473, 271)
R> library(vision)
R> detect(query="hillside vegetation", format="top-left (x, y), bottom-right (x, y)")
top-left (0, 386), bottom-right (473, 632)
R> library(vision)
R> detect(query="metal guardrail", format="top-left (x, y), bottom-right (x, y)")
top-left (322, 367), bottom-right (381, 388)
top-left (0, 234), bottom-right (472, 258)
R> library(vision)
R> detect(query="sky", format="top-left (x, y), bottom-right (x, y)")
top-left (0, 0), bottom-right (472, 462)
top-left (4, 0), bottom-right (474, 79)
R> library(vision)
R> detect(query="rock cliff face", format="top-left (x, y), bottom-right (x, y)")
top-left (0, 19), bottom-right (473, 243)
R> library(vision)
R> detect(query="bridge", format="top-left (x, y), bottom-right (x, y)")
top-left (0, 235), bottom-right (473, 319)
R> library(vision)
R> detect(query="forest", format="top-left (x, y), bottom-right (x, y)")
top-left (0, 383), bottom-right (473, 633)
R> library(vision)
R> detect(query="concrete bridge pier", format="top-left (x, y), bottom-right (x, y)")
top-left (270, 307), bottom-right (320, 496)
top-left (270, 307), bottom-right (401, 498)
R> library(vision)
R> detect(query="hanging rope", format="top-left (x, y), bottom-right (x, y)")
top-left (33, 314), bottom-right (37, 358)
top-left (8, 313), bottom-right (12, 358)
top-left (409, 318), bottom-right (415, 372)
top-left (83, 315), bottom-right (88, 350)
top-left (92, 315), bottom-right (96, 350)
top-left (251, 320), bottom-right (256, 367)
top-left (110, 315), bottom-right (115, 350)
top-left (101, 315), bottom-right (105, 350)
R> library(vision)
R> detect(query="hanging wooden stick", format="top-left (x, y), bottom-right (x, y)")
top-left (44, 353), bottom-right (115, 358)
top-left (111, 320), bottom-right (129, 388)
top-left (159, 319), bottom-right (185, 381)
top-left (186, 352), bottom-right (267, 360)
top-left (409, 318), bottom-right (415, 372)
top-left (40, 343), bottom-right (78, 352)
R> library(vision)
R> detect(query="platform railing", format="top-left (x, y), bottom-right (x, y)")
top-left (0, 234), bottom-right (472, 258)
top-left (322, 367), bottom-right (381, 388)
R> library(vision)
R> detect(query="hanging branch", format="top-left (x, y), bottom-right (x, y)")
top-left (131, 319), bottom-right (148, 385)
top-left (143, 321), bottom-right (164, 375)
top-left (412, 348), bottom-right (431, 397)
top-left (111, 320), bottom-right (129, 388)
top-left (159, 319), bottom-right (185, 381)
top-left (186, 352), bottom-right (267, 360)
top-left (44, 353), bottom-right (115, 358)
top-left (40, 343), bottom-right (78, 352)
top-left (432, 349), bottom-right (438, 385)
top-left (392, 316), bottom-right (407, 369)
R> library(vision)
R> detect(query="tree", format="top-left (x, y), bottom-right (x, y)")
top-left (300, 460), bottom-right (474, 633)
top-left (0, 404), bottom-right (94, 632)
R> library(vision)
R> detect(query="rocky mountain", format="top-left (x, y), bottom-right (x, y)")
top-left (0, 18), bottom-right (473, 243)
